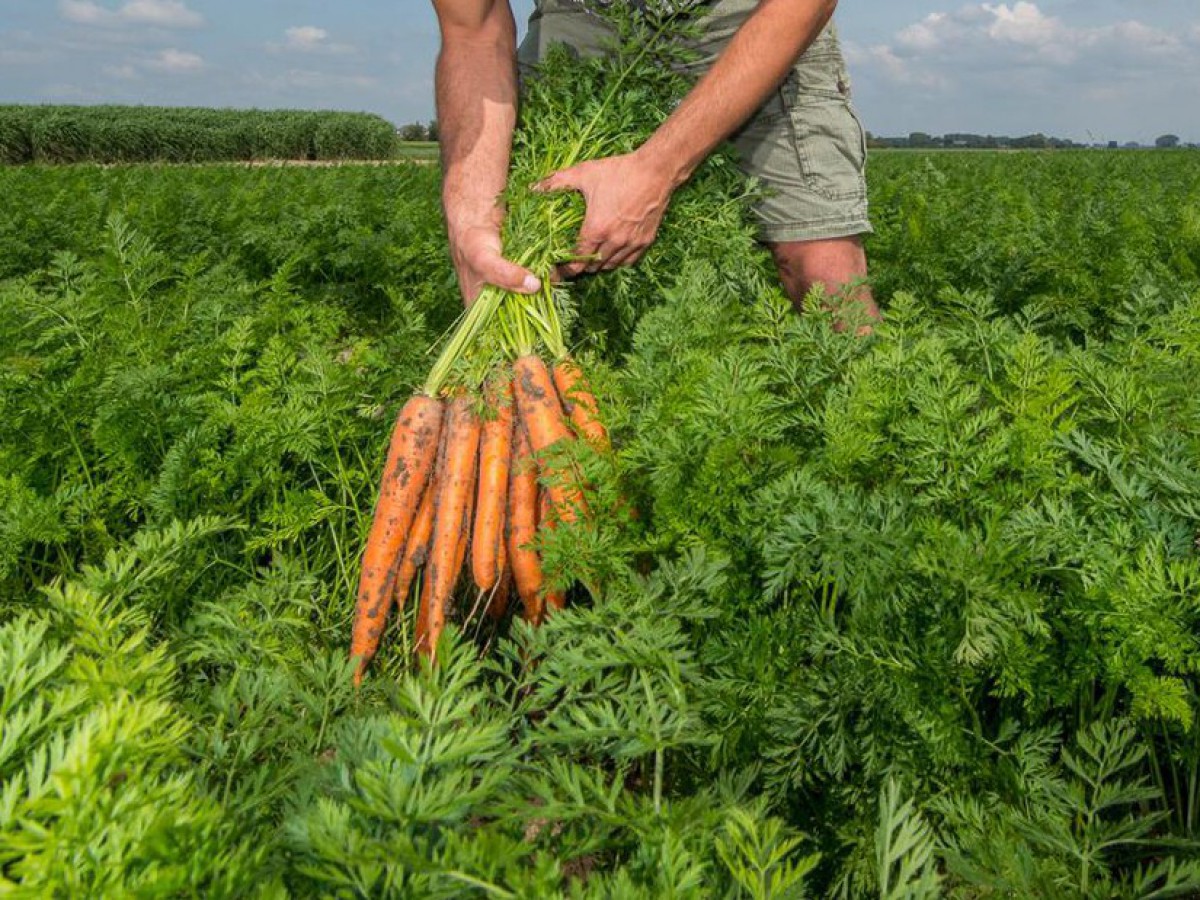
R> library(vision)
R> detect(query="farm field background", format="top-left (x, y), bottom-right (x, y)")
top-left (2, 150), bottom-right (1200, 896)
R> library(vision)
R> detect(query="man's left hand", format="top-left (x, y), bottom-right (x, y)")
top-left (534, 149), bottom-right (676, 277)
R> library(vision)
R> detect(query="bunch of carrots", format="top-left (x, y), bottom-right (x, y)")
top-left (349, 277), bottom-right (610, 682)
top-left (343, 36), bottom-right (687, 682)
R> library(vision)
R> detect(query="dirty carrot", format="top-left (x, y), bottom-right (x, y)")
top-left (414, 395), bottom-right (481, 660)
top-left (513, 354), bottom-right (586, 524)
top-left (454, 523), bottom-right (469, 584)
top-left (513, 354), bottom-right (572, 452)
top-left (472, 373), bottom-right (514, 593)
top-left (350, 475), bottom-right (438, 686)
top-left (508, 426), bottom-right (545, 625)
top-left (539, 487), bottom-right (567, 614)
top-left (351, 394), bottom-right (443, 679)
top-left (553, 357), bottom-right (609, 449)
top-left (394, 476), bottom-right (439, 609)
top-left (485, 541), bottom-right (512, 621)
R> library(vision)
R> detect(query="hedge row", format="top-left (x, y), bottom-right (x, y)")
top-left (0, 105), bottom-right (398, 164)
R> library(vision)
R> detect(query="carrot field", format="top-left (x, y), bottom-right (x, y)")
top-left (2, 137), bottom-right (1200, 896)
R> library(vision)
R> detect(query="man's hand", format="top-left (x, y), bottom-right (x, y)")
top-left (535, 148), bottom-right (677, 278)
top-left (448, 211), bottom-right (541, 306)
top-left (432, 0), bottom-right (530, 306)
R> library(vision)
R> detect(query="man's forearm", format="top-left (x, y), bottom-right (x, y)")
top-left (640, 0), bottom-right (837, 186)
top-left (435, 6), bottom-right (519, 236)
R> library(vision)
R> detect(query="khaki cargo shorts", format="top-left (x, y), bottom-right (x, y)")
top-left (517, 0), bottom-right (872, 243)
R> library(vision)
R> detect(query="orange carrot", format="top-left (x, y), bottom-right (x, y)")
top-left (513, 354), bottom-right (586, 524)
top-left (508, 427), bottom-right (545, 625)
top-left (454, 524), bottom-right (469, 586)
top-left (544, 587), bottom-right (567, 613)
top-left (414, 395), bottom-right (481, 660)
top-left (539, 487), bottom-right (566, 614)
top-left (472, 374), bottom-right (514, 593)
top-left (553, 358), bottom-right (609, 450)
top-left (482, 540), bottom-right (511, 624)
top-left (351, 476), bottom-right (438, 686)
top-left (514, 355), bottom-right (572, 452)
top-left (412, 419), bottom-right (449, 657)
top-left (351, 395), bottom-right (442, 679)
top-left (394, 476), bottom-right (439, 610)
top-left (544, 585), bottom-right (566, 614)
top-left (484, 566), bottom-right (513, 624)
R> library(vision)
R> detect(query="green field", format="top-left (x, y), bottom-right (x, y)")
top-left (2, 150), bottom-right (1200, 896)
top-left (395, 140), bottom-right (440, 161)
top-left (0, 105), bottom-right (400, 165)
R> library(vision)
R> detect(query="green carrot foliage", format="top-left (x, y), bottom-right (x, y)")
top-left (3, 9), bottom-right (1200, 895)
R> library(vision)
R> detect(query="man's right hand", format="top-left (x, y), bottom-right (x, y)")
top-left (448, 214), bottom-right (541, 306)
top-left (432, 0), bottom-right (531, 307)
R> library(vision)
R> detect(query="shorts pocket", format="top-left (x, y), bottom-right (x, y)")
top-left (788, 97), bottom-right (868, 202)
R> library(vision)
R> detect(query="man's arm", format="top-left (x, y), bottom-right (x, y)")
top-left (432, 0), bottom-right (541, 304)
top-left (540, 0), bottom-right (838, 275)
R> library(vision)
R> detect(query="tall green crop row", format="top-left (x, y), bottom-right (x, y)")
top-left (3, 32), bottom-right (1200, 897)
top-left (0, 105), bottom-right (398, 164)
top-left (866, 150), bottom-right (1200, 340)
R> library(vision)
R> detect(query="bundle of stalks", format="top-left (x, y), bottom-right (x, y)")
top-left (348, 345), bottom-right (608, 682)
top-left (346, 16), bottom-right (696, 680)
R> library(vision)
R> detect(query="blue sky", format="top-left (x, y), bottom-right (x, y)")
top-left (2, 1), bottom-right (1197, 143)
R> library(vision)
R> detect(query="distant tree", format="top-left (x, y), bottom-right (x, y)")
top-left (944, 133), bottom-right (986, 148)
top-left (426, 119), bottom-right (439, 142)
top-left (869, 130), bottom-right (1080, 150)
top-left (398, 122), bottom-right (427, 142)
top-left (1155, 134), bottom-right (1180, 148)
top-left (1011, 133), bottom-right (1048, 149)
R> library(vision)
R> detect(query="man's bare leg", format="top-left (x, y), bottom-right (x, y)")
top-left (768, 236), bottom-right (879, 333)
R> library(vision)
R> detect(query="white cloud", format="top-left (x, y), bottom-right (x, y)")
top-left (270, 25), bottom-right (353, 55)
top-left (894, 6), bottom-right (991, 55)
top-left (844, 43), bottom-right (947, 89)
top-left (121, 0), bottom-right (203, 27)
top-left (843, 2), bottom-right (1200, 142)
top-left (285, 26), bottom-right (328, 51)
top-left (59, 0), bottom-right (203, 28)
top-left (144, 48), bottom-right (204, 73)
top-left (896, 14), bottom-right (949, 52)
top-left (59, 2), bottom-right (107, 25)
top-left (982, 2), bottom-right (1062, 47)
top-left (857, 3), bottom-right (1189, 76)
top-left (102, 63), bottom-right (139, 79)
top-left (1099, 21), bottom-right (1181, 56)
